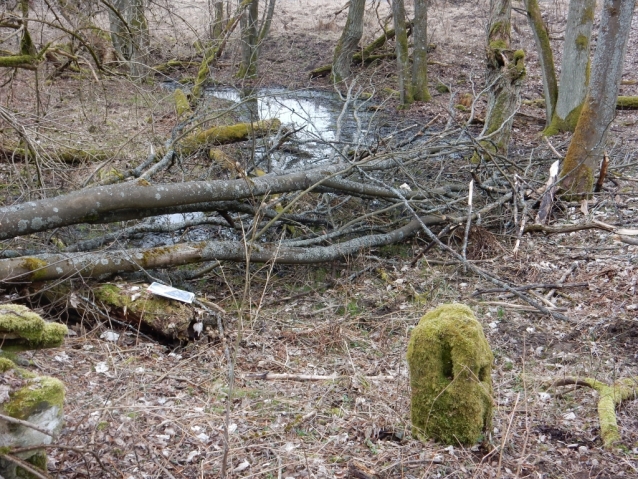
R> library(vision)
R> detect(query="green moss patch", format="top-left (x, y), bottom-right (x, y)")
top-left (0, 304), bottom-right (67, 352)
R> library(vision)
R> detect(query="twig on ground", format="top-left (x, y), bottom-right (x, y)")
top-left (472, 282), bottom-right (587, 296)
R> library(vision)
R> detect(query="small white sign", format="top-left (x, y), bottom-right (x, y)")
top-left (147, 282), bottom-right (195, 303)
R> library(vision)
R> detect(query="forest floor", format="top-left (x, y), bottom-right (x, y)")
top-left (3, 0), bottom-right (638, 478)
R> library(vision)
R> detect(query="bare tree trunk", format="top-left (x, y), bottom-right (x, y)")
top-left (331, 0), bottom-right (365, 83)
top-left (523, 0), bottom-right (557, 125)
top-left (560, 0), bottom-right (635, 198)
top-left (257, 0), bottom-right (276, 47)
top-left (392, 0), bottom-right (413, 106)
top-left (411, 0), bottom-right (430, 102)
top-left (211, 0), bottom-right (225, 39)
top-left (108, 0), bottom-right (149, 78)
top-left (238, 0), bottom-right (258, 78)
top-left (546, 0), bottom-right (596, 135)
top-left (472, 0), bottom-right (525, 161)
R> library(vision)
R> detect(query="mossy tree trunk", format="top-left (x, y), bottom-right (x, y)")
top-left (560, 0), bottom-right (635, 198)
top-left (331, 0), bottom-right (365, 83)
top-left (108, 0), bottom-right (150, 78)
top-left (238, 0), bottom-right (259, 78)
top-left (474, 0), bottom-right (525, 161)
top-left (545, 0), bottom-right (595, 135)
top-left (411, 0), bottom-right (430, 102)
top-left (392, 0), bottom-right (413, 106)
top-left (523, 0), bottom-right (557, 126)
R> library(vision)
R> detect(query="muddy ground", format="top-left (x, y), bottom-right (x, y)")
top-left (2, 0), bottom-right (638, 478)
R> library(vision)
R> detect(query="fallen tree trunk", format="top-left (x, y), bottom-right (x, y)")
top-left (178, 119), bottom-right (281, 153)
top-left (0, 216), bottom-right (444, 283)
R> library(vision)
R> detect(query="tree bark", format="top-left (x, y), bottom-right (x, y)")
top-left (392, 0), bottom-right (413, 106)
top-left (331, 0), bottom-right (365, 83)
top-left (238, 0), bottom-right (259, 78)
top-left (560, 0), bottom-right (635, 198)
top-left (411, 0), bottom-right (430, 102)
top-left (545, 0), bottom-right (595, 135)
top-left (523, 0), bottom-right (557, 125)
top-left (108, 0), bottom-right (149, 78)
top-left (472, 0), bottom-right (525, 161)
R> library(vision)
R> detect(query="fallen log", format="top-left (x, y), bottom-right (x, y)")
top-left (177, 119), bottom-right (281, 154)
top-left (0, 216), bottom-right (444, 283)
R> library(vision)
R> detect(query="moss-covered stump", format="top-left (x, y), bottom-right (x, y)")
top-left (178, 119), bottom-right (282, 155)
top-left (0, 305), bottom-right (67, 352)
top-left (407, 304), bottom-right (493, 445)
top-left (0, 357), bottom-right (65, 479)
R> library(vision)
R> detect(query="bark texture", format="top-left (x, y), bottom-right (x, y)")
top-left (108, 0), bottom-right (149, 77)
top-left (392, 0), bottom-right (412, 105)
top-left (411, 0), bottom-right (431, 102)
top-left (473, 0), bottom-right (525, 161)
top-left (545, 0), bottom-right (595, 135)
top-left (238, 0), bottom-right (259, 78)
top-left (560, 0), bottom-right (635, 198)
top-left (523, 0), bottom-right (557, 125)
top-left (331, 0), bottom-right (365, 83)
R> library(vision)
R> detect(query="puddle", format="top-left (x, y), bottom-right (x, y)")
top-left (205, 87), bottom-right (376, 169)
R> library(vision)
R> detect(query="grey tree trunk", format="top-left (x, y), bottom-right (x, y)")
top-left (411, 0), bottom-right (430, 102)
top-left (108, 0), bottom-right (149, 78)
top-left (211, 1), bottom-right (225, 39)
top-left (238, 0), bottom-right (259, 78)
top-left (331, 0), bottom-right (365, 83)
top-left (473, 0), bottom-right (525, 161)
top-left (392, 0), bottom-right (412, 105)
top-left (560, 0), bottom-right (635, 198)
top-left (546, 0), bottom-right (596, 135)
top-left (523, 0), bottom-right (557, 125)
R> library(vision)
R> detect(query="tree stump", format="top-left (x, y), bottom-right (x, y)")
top-left (407, 304), bottom-right (493, 444)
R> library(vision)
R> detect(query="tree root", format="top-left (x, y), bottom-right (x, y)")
top-left (549, 377), bottom-right (638, 449)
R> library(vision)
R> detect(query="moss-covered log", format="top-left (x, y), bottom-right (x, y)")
top-left (0, 54), bottom-right (38, 69)
top-left (616, 96), bottom-right (638, 110)
top-left (45, 283), bottom-right (214, 342)
top-left (178, 118), bottom-right (281, 154)
top-left (551, 377), bottom-right (638, 449)
top-left (0, 144), bottom-right (112, 164)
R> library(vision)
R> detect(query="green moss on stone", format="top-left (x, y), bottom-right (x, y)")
top-left (0, 357), bottom-right (15, 372)
top-left (0, 304), bottom-right (67, 352)
top-left (3, 376), bottom-right (64, 421)
top-left (407, 304), bottom-right (493, 445)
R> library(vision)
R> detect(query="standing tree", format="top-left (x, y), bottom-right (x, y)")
top-left (523, 0), bottom-right (557, 127)
top-left (473, 0), bottom-right (525, 161)
top-left (331, 0), bottom-right (365, 83)
top-left (392, 0), bottom-right (413, 105)
top-left (411, 0), bottom-right (430, 102)
top-left (108, 0), bottom-right (149, 78)
top-left (537, 0), bottom-right (596, 135)
top-left (560, 0), bottom-right (635, 198)
top-left (238, 0), bottom-right (259, 78)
